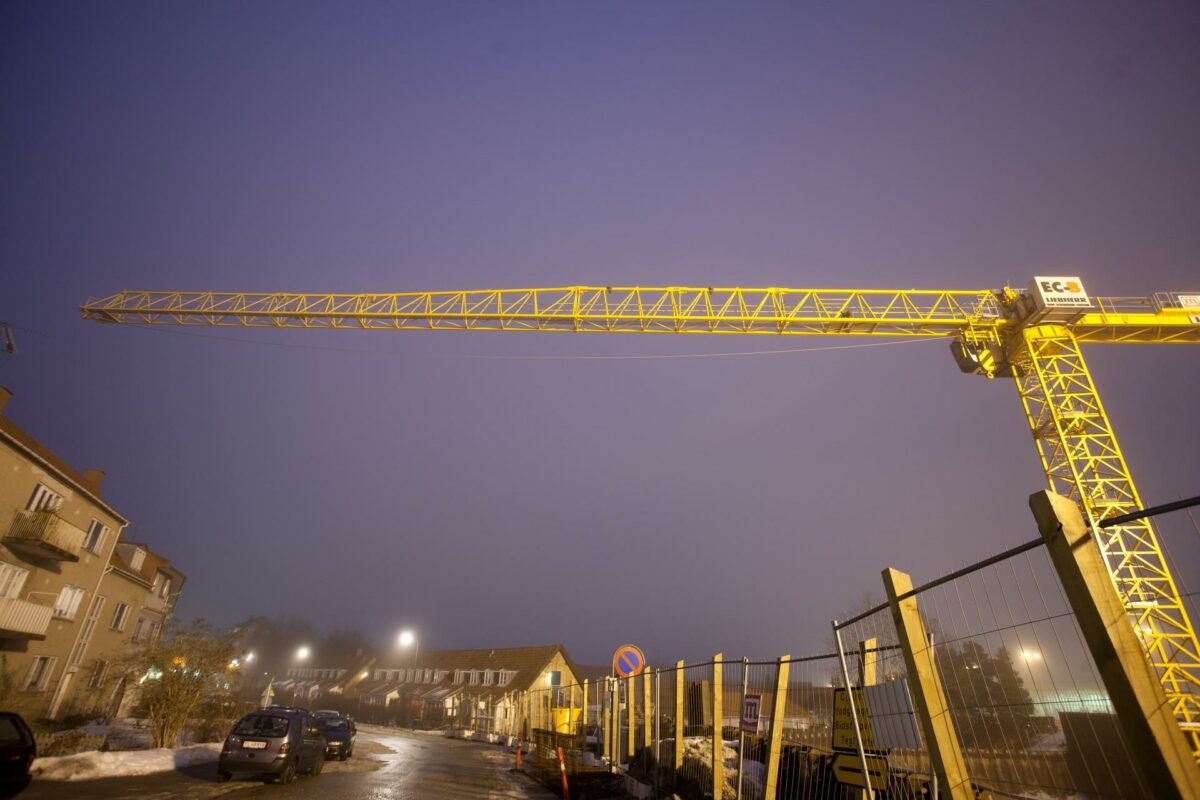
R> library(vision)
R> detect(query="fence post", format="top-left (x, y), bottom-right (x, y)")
top-left (643, 669), bottom-right (652, 750)
top-left (654, 668), bottom-right (662, 793)
top-left (582, 679), bottom-right (589, 738)
top-left (627, 675), bottom-right (636, 760)
top-left (763, 654), bottom-right (790, 800)
top-left (712, 653), bottom-right (724, 799)
top-left (611, 677), bottom-right (621, 767)
top-left (1030, 490), bottom-right (1200, 799)
top-left (858, 637), bottom-right (878, 687)
top-left (882, 567), bottom-right (974, 800)
top-left (674, 660), bottom-right (685, 772)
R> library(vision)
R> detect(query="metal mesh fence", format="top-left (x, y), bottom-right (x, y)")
top-left (912, 541), bottom-right (1152, 799)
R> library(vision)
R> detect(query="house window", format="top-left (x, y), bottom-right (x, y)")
top-left (129, 548), bottom-right (146, 572)
top-left (131, 618), bottom-right (144, 641)
top-left (88, 659), bottom-right (109, 689)
top-left (483, 670), bottom-right (494, 686)
top-left (148, 621), bottom-right (160, 640)
top-left (110, 602), bottom-right (130, 631)
top-left (154, 573), bottom-right (171, 598)
top-left (24, 656), bottom-right (56, 690)
top-left (82, 521), bottom-right (110, 554)
top-left (424, 669), bottom-right (432, 683)
top-left (53, 586), bottom-right (86, 620)
top-left (469, 670), bottom-right (479, 685)
top-left (0, 562), bottom-right (29, 599)
top-left (27, 484), bottom-right (63, 512)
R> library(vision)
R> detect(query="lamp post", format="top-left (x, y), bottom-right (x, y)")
top-left (398, 630), bottom-right (418, 665)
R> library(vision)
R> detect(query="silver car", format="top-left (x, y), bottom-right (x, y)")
top-left (217, 709), bottom-right (326, 784)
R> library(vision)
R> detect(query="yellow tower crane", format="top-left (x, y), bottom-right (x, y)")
top-left (81, 276), bottom-right (1200, 753)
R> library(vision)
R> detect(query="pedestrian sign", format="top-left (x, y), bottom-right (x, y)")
top-left (831, 751), bottom-right (888, 791)
top-left (612, 644), bottom-right (646, 678)
top-left (740, 693), bottom-right (762, 734)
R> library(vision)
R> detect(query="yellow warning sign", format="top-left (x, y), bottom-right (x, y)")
top-left (832, 687), bottom-right (877, 751)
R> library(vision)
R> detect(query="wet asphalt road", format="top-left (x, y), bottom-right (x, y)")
top-left (19, 729), bottom-right (558, 800)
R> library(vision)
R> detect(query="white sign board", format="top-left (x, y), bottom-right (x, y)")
top-left (740, 693), bottom-right (762, 734)
top-left (1178, 294), bottom-right (1200, 309)
top-left (1032, 276), bottom-right (1092, 309)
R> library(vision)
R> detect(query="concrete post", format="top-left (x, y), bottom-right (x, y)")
top-left (763, 655), bottom-right (790, 800)
top-left (1030, 490), bottom-right (1200, 799)
top-left (674, 661), bottom-right (685, 772)
top-left (712, 653), bottom-right (724, 799)
top-left (883, 567), bottom-right (974, 800)
top-left (643, 669), bottom-right (653, 750)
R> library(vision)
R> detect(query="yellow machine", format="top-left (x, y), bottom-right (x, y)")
top-left (82, 277), bottom-right (1200, 754)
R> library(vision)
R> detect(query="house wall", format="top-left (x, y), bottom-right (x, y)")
top-left (62, 569), bottom-right (148, 717)
top-left (0, 437), bottom-right (123, 719)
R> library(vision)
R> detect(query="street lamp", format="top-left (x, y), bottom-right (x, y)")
top-left (1020, 649), bottom-right (1042, 662)
top-left (398, 630), bottom-right (419, 665)
top-left (296, 645), bottom-right (311, 662)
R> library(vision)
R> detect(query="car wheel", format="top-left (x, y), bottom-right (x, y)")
top-left (340, 750), bottom-right (349, 761)
top-left (217, 769), bottom-right (232, 783)
top-left (312, 754), bottom-right (324, 775)
top-left (278, 758), bottom-right (297, 785)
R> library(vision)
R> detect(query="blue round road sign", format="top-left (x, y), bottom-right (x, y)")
top-left (613, 644), bottom-right (646, 677)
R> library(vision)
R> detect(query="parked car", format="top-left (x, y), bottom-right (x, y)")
top-left (0, 713), bottom-right (34, 796)
top-left (313, 709), bottom-right (341, 718)
top-left (318, 714), bottom-right (356, 760)
top-left (217, 708), bottom-right (326, 784)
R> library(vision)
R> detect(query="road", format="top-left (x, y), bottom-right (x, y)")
top-left (19, 728), bottom-right (559, 800)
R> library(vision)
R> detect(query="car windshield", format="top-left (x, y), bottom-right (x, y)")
top-left (233, 715), bottom-right (290, 737)
top-left (319, 718), bottom-right (349, 732)
top-left (0, 718), bottom-right (28, 745)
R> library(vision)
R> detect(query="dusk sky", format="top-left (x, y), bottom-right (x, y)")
top-left (2, 2), bottom-right (1198, 666)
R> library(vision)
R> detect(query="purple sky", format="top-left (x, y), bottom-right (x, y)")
top-left (2, 2), bottom-right (1198, 665)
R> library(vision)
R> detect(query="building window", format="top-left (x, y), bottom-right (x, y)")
top-left (130, 548), bottom-right (146, 572)
top-left (424, 669), bottom-right (432, 683)
top-left (153, 573), bottom-right (171, 598)
top-left (0, 562), bottom-right (29, 599)
top-left (148, 621), bottom-right (160, 640)
top-left (27, 484), bottom-right (63, 512)
top-left (110, 602), bottom-right (130, 631)
top-left (82, 520), bottom-right (110, 554)
top-left (88, 660), bottom-right (109, 689)
top-left (469, 670), bottom-right (479, 685)
top-left (131, 618), bottom-right (144, 641)
top-left (24, 656), bottom-right (56, 691)
top-left (53, 586), bottom-right (85, 620)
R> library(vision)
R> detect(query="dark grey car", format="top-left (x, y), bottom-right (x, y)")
top-left (318, 715), bottom-right (356, 760)
top-left (217, 709), bottom-right (326, 784)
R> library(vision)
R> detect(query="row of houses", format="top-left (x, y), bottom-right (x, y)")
top-left (0, 387), bottom-right (185, 719)
top-left (269, 643), bottom-right (593, 732)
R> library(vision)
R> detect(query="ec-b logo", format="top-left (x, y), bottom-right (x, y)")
top-left (1040, 279), bottom-right (1082, 294)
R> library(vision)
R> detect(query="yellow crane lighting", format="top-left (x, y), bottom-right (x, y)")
top-left (81, 280), bottom-right (1200, 755)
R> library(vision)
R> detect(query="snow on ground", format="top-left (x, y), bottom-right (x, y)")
top-left (30, 743), bottom-right (222, 781)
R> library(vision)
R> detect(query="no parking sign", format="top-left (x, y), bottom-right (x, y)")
top-left (612, 644), bottom-right (646, 677)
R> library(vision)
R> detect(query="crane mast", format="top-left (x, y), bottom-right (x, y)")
top-left (82, 279), bottom-right (1200, 755)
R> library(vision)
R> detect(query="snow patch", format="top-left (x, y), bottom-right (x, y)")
top-left (31, 743), bottom-right (222, 781)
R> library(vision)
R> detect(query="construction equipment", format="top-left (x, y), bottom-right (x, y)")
top-left (81, 277), bottom-right (1200, 754)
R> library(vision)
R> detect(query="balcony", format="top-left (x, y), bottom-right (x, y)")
top-left (0, 597), bottom-right (52, 640)
top-left (4, 510), bottom-right (84, 562)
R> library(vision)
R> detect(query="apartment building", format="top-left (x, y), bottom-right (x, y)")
top-left (0, 387), bottom-right (184, 719)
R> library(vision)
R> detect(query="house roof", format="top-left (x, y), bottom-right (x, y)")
top-left (376, 644), bottom-right (570, 693)
top-left (0, 411), bottom-right (127, 523)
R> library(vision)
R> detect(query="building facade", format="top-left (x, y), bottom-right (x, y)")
top-left (0, 388), bottom-right (184, 719)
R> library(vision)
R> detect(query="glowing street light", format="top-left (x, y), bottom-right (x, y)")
top-left (1020, 649), bottom-right (1042, 662)
top-left (398, 629), bottom-right (419, 665)
top-left (245, 652), bottom-right (256, 663)
top-left (296, 645), bottom-right (311, 662)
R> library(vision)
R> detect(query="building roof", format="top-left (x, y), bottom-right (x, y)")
top-left (0, 406), bottom-right (128, 523)
top-left (376, 644), bottom-right (570, 692)
top-left (111, 536), bottom-right (188, 588)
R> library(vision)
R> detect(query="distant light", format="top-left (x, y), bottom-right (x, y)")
top-left (361, 671), bottom-right (369, 679)
top-left (245, 652), bottom-right (256, 663)
top-left (398, 630), bottom-right (416, 648)
top-left (229, 658), bottom-right (240, 668)
top-left (296, 645), bottom-right (311, 661)
top-left (1020, 649), bottom-right (1041, 662)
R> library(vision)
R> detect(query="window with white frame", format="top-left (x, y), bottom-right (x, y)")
top-left (424, 669), bottom-right (432, 683)
top-left (27, 484), bottom-right (63, 512)
top-left (483, 670), bottom-right (495, 686)
top-left (154, 573), bottom-right (171, 598)
top-left (0, 562), bottom-right (29, 600)
top-left (148, 621), bottom-right (159, 640)
top-left (129, 548), bottom-right (146, 572)
top-left (131, 617), bottom-right (145, 641)
top-left (88, 659), bottom-right (109, 689)
top-left (82, 520), bottom-right (110, 554)
top-left (499, 669), bottom-right (515, 686)
top-left (24, 656), bottom-right (56, 691)
top-left (110, 602), bottom-right (130, 631)
top-left (53, 586), bottom-right (85, 620)
top-left (469, 670), bottom-right (479, 685)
